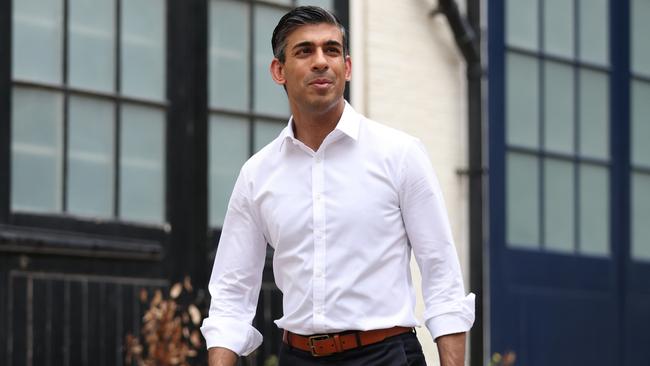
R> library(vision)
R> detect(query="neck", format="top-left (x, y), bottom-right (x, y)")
top-left (291, 99), bottom-right (345, 151)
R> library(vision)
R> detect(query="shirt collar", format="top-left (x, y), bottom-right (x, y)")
top-left (278, 100), bottom-right (360, 152)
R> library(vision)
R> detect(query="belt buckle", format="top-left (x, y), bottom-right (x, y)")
top-left (308, 334), bottom-right (331, 357)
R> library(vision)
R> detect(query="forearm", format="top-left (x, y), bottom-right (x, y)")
top-left (436, 332), bottom-right (466, 366)
top-left (208, 347), bottom-right (238, 366)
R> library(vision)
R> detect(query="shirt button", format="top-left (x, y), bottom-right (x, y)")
top-left (315, 157), bottom-right (322, 163)
top-left (316, 193), bottom-right (322, 200)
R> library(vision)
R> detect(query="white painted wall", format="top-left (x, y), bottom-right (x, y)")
top-left (350, 1), bottom-right (470, 364)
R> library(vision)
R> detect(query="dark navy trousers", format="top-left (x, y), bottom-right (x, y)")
top-left (278, 331), bottom-right (428, 366)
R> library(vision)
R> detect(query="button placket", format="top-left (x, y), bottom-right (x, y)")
top-left (312, 153), bottom-right (327, 328)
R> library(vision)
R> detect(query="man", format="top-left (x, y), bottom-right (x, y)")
top-left (201, 6), bottom-right (475, 366)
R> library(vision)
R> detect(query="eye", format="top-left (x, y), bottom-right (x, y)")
top-left (326, 47), bottom-right (341, 55)
top-left (296, 47), bottom-right (312, 56)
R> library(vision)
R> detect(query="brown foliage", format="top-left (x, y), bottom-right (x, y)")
top-left (125, 276), bottom-right (205, 366)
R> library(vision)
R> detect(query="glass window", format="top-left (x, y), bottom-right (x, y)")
top-left (11, 88), bottom-right (64, 212)
top-left (579, 69), bottom-right (609, 159)
top-left (631, 0), bottom-right (650, 75)
top-left (506, 0), bottom-right (538, 50)
top-left (544, 61), bottom-right (574, 154)
top-left (67, 96), bottom-right (115, 217)
top-left (580, 165), bottom-right (609, 257)
top-left (119, 104), bottom-right (165, 224)
top-left (632, 172), bottom-right (650, 261)
top-left (254, 119), bottom-right (286, 152)
top-left (121, 0), bottom-right (166, 101)
top-left (544, 0), bottom-right (574, 58)
top-left (12, 0), bottom-right (63, 84)
top-left (507, 153), bottom-right (540, 248)
top-left (209, 0), bottom-right (250, 111)
top-left (68, 0), bottom-right (115, 92)
top-left (632, 80), bottom-right (650, 167)
top-left (254, 5), bottom-right (289, 116)
top-left (578, 0), bottom-right (609, 66)
top-left (544, 159), bottom-right (574, 253)
top-left (296, 0), bottom-right (334, 10)
top-left (209, 115), bottom-right (249, 227)
top-left (506, 53), bottom-right (539, 148)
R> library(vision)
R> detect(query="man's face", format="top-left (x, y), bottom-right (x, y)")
top-left (271, 23), bottom-right (351, 113)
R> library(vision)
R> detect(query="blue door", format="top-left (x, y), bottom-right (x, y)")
top-left (488, 1), bottom-right (650, 365)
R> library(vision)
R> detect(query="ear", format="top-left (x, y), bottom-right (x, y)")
top-left (344, 55), bottom-right (352, 81)
top-left (270, 58), bottom-right (286, 86)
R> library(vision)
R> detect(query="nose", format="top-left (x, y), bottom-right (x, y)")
top-left (311, 48), bottom-right (328, 72)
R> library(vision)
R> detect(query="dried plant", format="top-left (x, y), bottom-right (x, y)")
top-left (125, 276), bottom-right (205, 366)
top-left (489, 351), bottom-right (517, 366)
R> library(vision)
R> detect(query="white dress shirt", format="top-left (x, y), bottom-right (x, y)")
top-left (201, 101), bottom-right (475, 356)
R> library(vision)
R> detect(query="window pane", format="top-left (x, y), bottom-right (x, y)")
top-left (254, 5), bottom-right (289, 117)
top-left (210, 114), bottom-right (249, 227)
top-left (12, 0), bottom-right (63, 84)
top-left (67, 96), bottom-right (114, 217)
top-left (254, 119), bottom-right (285, 152)
top-left (506, 0), bottom-right (538, 50)
top-left (578, 0), bottom-right (608, 66)
top-left (507, 152), bottom-right (540, 248)
top-left (120, 104), bottom-right (165, 223)
top-left (580, 164), bottom-right (609, 257)
top-left (209, 0), bottom-right (250, 111)
top-left (579, 69), bottom-right (609, 159)
top-left (11, 88), bottom-right (63, 212)
top-left (632, 172), bottom-right (650, 261)
top-left (632, 0), bottom-right (650, 75)
top-left (544, 0), bottom-right (573, 58)
top-left (632, 80), bottom-right (650, 167)
top-left (544, 61), bottom-right (574, 154)
top-left (296, 0), bottom-right (334, 10)
top-left (507, 53), bottom-right (539, 148)
top-left (121, 0), bottom-right (166, 101)
top-left (544, 159), bottom-right (574, 253)
top-left (69, 0), bottom-right (115, 92)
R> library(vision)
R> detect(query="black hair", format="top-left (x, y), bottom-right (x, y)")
top-left (271, 6), bottom-right (348, 63)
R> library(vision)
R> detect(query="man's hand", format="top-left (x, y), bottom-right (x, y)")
top-left (436, 332), bottom-right (466, 366)
top-left (208, 347), bottom-right (238, 366)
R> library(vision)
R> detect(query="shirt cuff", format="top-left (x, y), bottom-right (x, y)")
top-left (424, 293), bottom-right (476, 342)
top-left (200, 316), bottom-right (263, 356)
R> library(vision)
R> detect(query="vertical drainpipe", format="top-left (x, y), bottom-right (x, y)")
top-left (432, 1), bottom-right (484, 365)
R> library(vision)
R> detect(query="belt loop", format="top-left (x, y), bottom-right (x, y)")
top-left (333, 334), bottom-right (343, 352)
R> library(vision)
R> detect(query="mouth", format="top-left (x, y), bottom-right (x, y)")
top-left (308, 78), bottom-right (333, 89)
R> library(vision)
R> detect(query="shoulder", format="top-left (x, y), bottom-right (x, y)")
top-left (359, 116), bottom-right (421, 157)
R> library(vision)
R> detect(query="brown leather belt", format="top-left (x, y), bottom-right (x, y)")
top-left (282, 326), bottom-right (413, 357)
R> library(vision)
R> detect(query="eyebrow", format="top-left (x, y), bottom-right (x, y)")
top-left (291, 40), bottom-right (343, 51)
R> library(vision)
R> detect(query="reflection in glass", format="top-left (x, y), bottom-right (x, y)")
top-left (12, 0), bottom-right (63, 84)
top-left (69, 0), bottom-right (115, 92)
top-left (544, 159), bottom-right (574, 253)
top-left (68, 96), bottom-right (114, 217)
top-left (507, 152), bottom-right (540, 248)
top-left (632, 0), bottom-right (650, 75)
top-left (632, 80), bottom-right (650, 167)
top-left (579, 70), bottom-right (609, 159)
top-left (210, 0), bottom-right (250, 111)
top-left (121, 0), bottom-right (166, 100)
top-left (580, 164), bottom-right (609, 257)
top-left (506, 0), bottom-right (538, 50)
top-left (254, 5), bottom-right (290, 117)
top-left (254, 119), bottom-right (286, 152)
top-left (210, 115), bottom-right (250, 227)
top-left (507, 53), bottom-right (539, 148)
top-left (579, 0), bottom-right (608, 66)
top-left (544, 61), bottom-right (574, 154)
top-left (11, 88), bottom-right (63, 212)
top-left (120, 104), bottom-right (165, 223)
top-left (544, 0), bottom-right (573, 58)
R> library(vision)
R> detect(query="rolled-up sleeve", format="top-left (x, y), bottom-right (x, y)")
top-left (200, 167), bottom-right (267, 356)
top-left (398, 139), bottom-right (475, 341)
